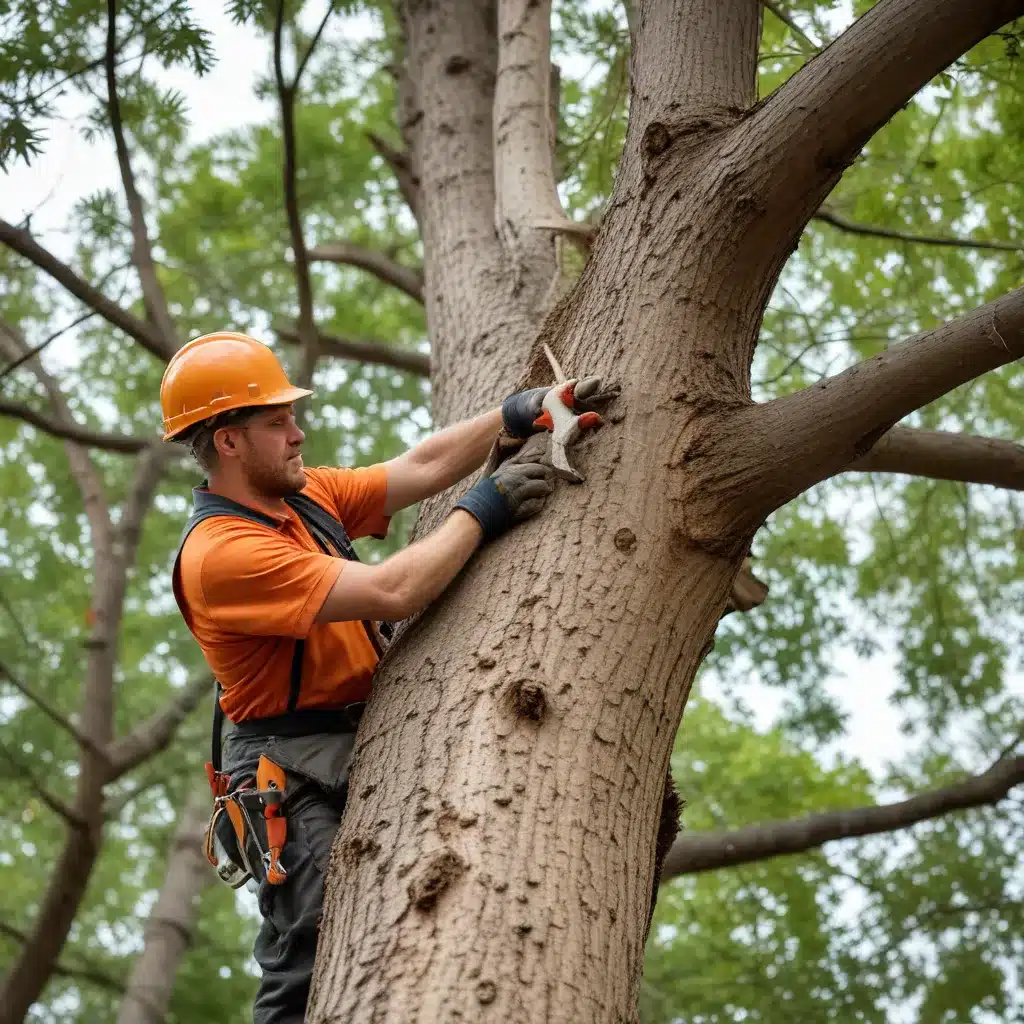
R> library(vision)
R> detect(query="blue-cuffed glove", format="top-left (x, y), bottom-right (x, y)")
top-left (454, 460), bottom-right (555, 542)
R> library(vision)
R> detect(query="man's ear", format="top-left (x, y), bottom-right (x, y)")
top-left (214, 426), bottom-right (240, 458)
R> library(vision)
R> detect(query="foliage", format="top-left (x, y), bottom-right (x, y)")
top-left (0, 1), bottom-right (1021, 1022)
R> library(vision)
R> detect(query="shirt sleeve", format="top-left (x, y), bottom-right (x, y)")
top-left (198, 528), bottom-right (344, 638)
top-left (309, 464), bottom-right (392, 540)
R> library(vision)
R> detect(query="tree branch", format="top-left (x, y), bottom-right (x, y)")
top-left (105, 0), bottom-right (178, 353)
top-left (0, 397), bottom-right (149, 453)
top-left (632, 0), bottom-right (761, 126)
top-left (762, 0), bottom-right (819, 53)
top-left (0, 312), bottom-right (97, 384)
top-left (0, 921), bottom-right (124, 994)
top-left (848, 426), bottom-right (1024, 491)
top-left (307, 242), bottom-right (424, 303)
top-left (0, 220), bottom-right (168, 360)
top-left (740, 286), bottom-right (1024, 518)
top-left (0, 737), bottom-right (87, 829)
top-left (813, 206), bottom-right (1024, 253)
top-left (662, 755), bottom-right (1024, 880)
top-left (275, 322), bottom-right (429, 376)
top-left (724, 559), bottom-right (769, 615)
top-left (494, 0), bottom-right (565, 239)
top-left (105, 675), bottom-right (213, 781)
top-left (747, 0), bottom-right (1024, 228)
top-left (275, 0), bottom-right (320, 394)
top-left (367, 132), bottom-right (421, 223)
top-left (0, 659), bottom-right (110, 763)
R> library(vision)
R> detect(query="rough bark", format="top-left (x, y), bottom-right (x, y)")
top-left (662, 755), bottom-right (1024, 879)
top-left (306, 2), bottom-right (1022, 1021)
top-left (115, 791), bottom-right (211, 1024)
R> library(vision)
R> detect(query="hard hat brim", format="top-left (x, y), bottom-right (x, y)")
top-left (162, 385), bottom-right (314, 441)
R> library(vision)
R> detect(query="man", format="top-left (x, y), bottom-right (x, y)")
top-left (163, 331), bottom-right (605, 1023)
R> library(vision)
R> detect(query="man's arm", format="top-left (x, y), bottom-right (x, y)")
top-left (314, 510), bottom-right (484, 623)
top-left (315, 460), bottom-right (554, 624)
top-left (381, 408), bottom-right (503, 516)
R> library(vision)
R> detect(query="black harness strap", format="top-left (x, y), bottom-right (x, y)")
top-left (172, 485), bottom-right (387, 775)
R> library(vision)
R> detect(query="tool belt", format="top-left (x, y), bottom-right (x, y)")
top-left (201, 703), bottom-right (368, 889)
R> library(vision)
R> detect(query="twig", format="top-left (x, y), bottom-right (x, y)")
top-left (0, 737), bottom-right (88, 829)
top-left (274, 322), bottom-right (430, 376)
top-left (762, 0), bottom-right (819, 52)
top-left (814, 205), bottom-right (1024, 253)
top-left (0, 658), bottom-right (110, 763)
top-left (307, 242), bottom-right (424, 303)
top-left (0, 921), bottom-right (124, 994)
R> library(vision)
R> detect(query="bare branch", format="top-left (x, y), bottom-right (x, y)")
top-left (275, 322), bottom-right (429, 376)
top-left (0, 220), bottom-right (168, 360)
top-left (0, 659), bottom-right (110, 763)
top-left (532, 217), bottom-right (597, 254)
top-left (367, 132), bottom-right (421, 222)
top-left (273, 0), bottom-right (321, 395)
top-left (762, 0), bottom-right (819, 52)
top-left (814, 206), bottom-right (1024, 254)
top-left (105, 675), bottom-right (213, 780)
top-left (105, 0), bottom-right (178, 352)
top-left (662, 755), bottom-right (1024, 880)
top-left (0, 397), bottom-right (150, 453)
top-left (0, 736), bottom-right (87, 829)
top-left (308, 242), bottom-right (424, 302)
top-left (0, 921), bottom-right (124, 994)
top-left (747, 0), bottom-right (1024, 226)
top-left (739, 286), bottom-right (1024, 518)
top-left (103, 766), bottom-right (168, 820)
top-left (0, 312), bottom-right (97, 384)
top-left (294, 0), bottom-right (337, 84)
top-left (848, 426), bottom-right (1024, 491)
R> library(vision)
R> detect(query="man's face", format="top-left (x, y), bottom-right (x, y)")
top-left (225, 405), bottom-right (307, 498)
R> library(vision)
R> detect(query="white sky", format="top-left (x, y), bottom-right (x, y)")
top-left (1, 4), bottom-right (1015, 783)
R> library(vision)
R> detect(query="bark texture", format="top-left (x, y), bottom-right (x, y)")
top-left (305, 2), bottom-right (1024, 1021)
top-left (116, 792), bottom-right (211, 1024)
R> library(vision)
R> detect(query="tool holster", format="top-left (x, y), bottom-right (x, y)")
top-left (202, 755), bottom-right (293, 889)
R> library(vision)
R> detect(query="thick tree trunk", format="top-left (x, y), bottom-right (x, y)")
top-left (307, 6), bottom-right (762, 1020)
top-left (116, 791), bottom-right (211, 1024)
top-left (304, 0), bottom-right (1024, 1020)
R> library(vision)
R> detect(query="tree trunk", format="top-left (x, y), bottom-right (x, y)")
top-left (116, 791), bottom-right (211, 1024)
top-left (306, 4), bottom-right (764, 1020)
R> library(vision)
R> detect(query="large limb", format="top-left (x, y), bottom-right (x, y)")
top-left (493, 0), bottom-right (569, 273)
top-left (274, 322), bottom-right (430, 376)
top-left (631, 0), bottom-right (761, 126)
top-left (661, 755), bottom-right (1024, 880)
top-left (0, 220), bottom-right (167, 359)
top-left (745, 0), bottom-right (1024, 236)
top-left (105, 0), bottom-right (178, 354)
top-left (728, 287), bottom-right (1024, 520)
top-left (847, 426), bottom-right (1024, 491)
top-left (307, 242), bottom-right (424, 303)
top-left (106, 674), bottom-right (212, 780)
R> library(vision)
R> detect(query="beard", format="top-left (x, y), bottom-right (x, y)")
top-left (242, 443), bottom-right (306, 499)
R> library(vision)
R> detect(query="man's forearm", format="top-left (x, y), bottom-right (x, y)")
top-left (409, 408), bottom-right (503, 488)
top-left (383, 408), bottom-right (505, 514)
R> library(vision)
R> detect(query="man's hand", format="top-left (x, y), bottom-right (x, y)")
top-left (501, 376), bottom-right (617, 438)
top-left (453, 460), bottom-right (555, 542)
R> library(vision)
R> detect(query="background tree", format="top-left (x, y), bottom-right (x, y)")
top-left (0, 1), bottom-right (1021, 1022)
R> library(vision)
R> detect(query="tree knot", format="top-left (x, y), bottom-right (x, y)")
top-left (505, 678), bottom-right (547, 722)
top-left (408, 849), bottom-right (467, 911)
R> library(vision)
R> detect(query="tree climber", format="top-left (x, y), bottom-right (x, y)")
top-left (162, 331), bottom-right (606, 1024)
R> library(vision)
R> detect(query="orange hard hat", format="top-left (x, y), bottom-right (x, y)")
top-left (160, 331), bottom-right (313, 440)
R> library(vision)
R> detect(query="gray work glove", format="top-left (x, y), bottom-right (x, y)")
top-left (453, 459), bottom-right (555, 543)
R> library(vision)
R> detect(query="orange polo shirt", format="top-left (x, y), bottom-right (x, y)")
top-left (175, 465), bottom-right (391, 722)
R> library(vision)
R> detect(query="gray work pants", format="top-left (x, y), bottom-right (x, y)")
top-left (222, 729), bottom-right (357, 1024)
